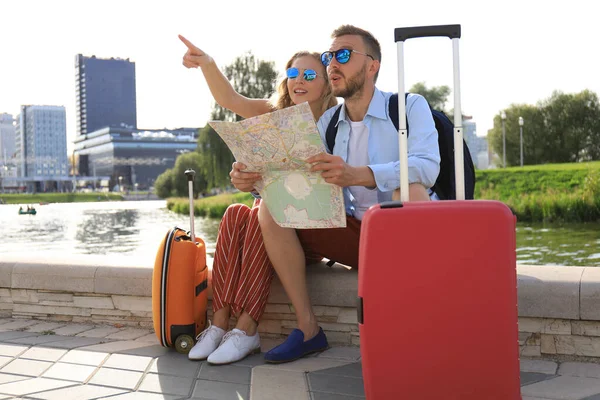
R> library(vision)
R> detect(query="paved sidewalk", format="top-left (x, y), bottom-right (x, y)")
top-left (0, 318), bottom-right (599, 399)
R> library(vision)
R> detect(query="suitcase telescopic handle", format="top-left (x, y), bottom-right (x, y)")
top-left (184, 169), bottom-right (196, 242)
top-left (394, 25), bottom-right (461, 42)
top-left (395, 24), bottom-right (465, 202)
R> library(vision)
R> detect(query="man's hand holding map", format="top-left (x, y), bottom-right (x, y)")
top-left (209, 102), bottom-right (346, 229)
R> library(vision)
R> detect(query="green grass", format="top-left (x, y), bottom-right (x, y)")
top-left (166, 162), bottom-right (600, 223)
top-left (475, 161), bottom-right (600, 222)
top-left (0, 192), bottom-right (124, 204)
top-left (167, 192), bottom-right (254, 218)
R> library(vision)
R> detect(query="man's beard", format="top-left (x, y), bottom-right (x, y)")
top-left (332, 64), bottom-right (367, 99)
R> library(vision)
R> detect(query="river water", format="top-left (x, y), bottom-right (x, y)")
top-left (1, 201), bottom-right (598, 267)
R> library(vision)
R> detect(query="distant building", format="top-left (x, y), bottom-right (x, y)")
top-left (13, 105), bottom-right (69, 191)
top-left (73, 126), bottom-right (199, 190)
top-left (75, 54), bottom-right (137, 136)
top-left (0, 113), bottom-right (16, 164)
top-left (462, 117), bottom-right (489, 169)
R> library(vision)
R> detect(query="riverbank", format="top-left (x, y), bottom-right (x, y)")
top-left (0, 192), bottom-right (124, 204)
top-left (167, 161), bottom-right (600, 223)
top-left (166, 191), bottom-right (253, 217)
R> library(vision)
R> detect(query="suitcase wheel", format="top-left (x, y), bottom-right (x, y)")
top-left (174, 334), bottom-right (194, 354)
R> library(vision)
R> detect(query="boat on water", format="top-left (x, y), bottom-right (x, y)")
top-left (18, 207), bottom-right (37, 215)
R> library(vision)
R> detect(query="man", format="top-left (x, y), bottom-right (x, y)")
top-left (234, 25), bottom-right (440, 363)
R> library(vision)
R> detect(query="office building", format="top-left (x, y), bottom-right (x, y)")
top-left (75, 54), bottom-right (137, 136)
top-left (14, 105), bottom-right (69, 191)
top-left (73, 126), bottom-right (199, 190)
top-left (0, 113), bottom-right (16, 165)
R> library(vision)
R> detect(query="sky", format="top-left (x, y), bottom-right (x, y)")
top-left (1, 0), bottom-right (598, 154)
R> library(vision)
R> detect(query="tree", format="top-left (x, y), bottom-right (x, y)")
top-left (197, 124), bottom-right (235, 189)
top-left (488, 90), bottom-right (600, 166)
top-left (210, 51), bottom-right (277, 122)
top-left (154, 152), bottom-right (207, 199)
top-left (409, 82), bottom-right (451, 111)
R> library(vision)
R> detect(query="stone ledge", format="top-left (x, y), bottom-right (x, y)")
top-left (1, 258), bottom-right (599, 320)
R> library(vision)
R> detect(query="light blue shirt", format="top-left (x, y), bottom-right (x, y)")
top-left (316, 88), bottom-right (441, 217)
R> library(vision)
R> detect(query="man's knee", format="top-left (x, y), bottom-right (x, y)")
top-left (257, 202), bottom-right (276, 230)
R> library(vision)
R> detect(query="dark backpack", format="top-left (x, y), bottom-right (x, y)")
top-left (325, 93), bottom-right (476, 200)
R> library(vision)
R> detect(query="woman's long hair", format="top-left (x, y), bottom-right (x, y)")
top-left (269, 51), bottom-right (337, 120)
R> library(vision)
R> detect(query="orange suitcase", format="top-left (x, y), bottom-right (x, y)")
top-left (152, 169), bottom-right (208, 353)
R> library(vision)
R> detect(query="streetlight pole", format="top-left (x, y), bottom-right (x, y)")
top-left (501, 111), bottom-right (507, 168)
top-left (519, 117), bottom-right (524, 167)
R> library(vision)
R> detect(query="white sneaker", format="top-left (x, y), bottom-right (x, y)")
top-left (207, 328), bottom-right (261, 365)
top-left (188, 321), bottom-right (226, 361)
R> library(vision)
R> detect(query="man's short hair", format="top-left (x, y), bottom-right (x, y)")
top-left (331, 25), bottom-right (381, 82)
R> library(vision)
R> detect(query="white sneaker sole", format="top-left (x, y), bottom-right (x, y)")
top-left (207, 346), bottom-right (261, 365)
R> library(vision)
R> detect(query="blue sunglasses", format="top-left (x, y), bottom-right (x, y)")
top-left (286, 67), bottom-right (318, 81)
top-left (320, 48), bottom-right (374, 67)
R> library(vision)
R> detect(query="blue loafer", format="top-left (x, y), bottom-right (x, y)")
top-left (264, 327), bottom-right (328, 363)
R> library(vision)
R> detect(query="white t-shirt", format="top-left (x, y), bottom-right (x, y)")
top-left (346, 120), bottom-right (378, 220)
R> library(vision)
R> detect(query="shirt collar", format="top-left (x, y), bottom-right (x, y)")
top-left (336, 87), bottom-right (387, 126)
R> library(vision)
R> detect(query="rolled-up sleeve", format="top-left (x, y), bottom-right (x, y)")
top-left (369, 94), bottom-right (440, 191)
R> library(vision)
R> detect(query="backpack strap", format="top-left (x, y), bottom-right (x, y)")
top-left (387, 93), bottom-right (409, 133)
top-left (325, 105), bottom-right (344, 154)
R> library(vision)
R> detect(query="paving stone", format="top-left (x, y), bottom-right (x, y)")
top-left (308, 373), bottom-right (364, 397)
top-left (19, 347), bottom-right (67, 362)
top-left (41, 362), bottom-right (96, 382)
top-left (51, 324), bottom-right (95, 336)
top-left (76, 340), bottom-right (149, 353)
top-left (24, 383), bottom-right (126, 400)
top-left (520, 372), bottom-right (557, 386)
top-left (149, 353), bottom-right (201, 378)
top-left (1, 358), bottom-right (53, 376)
top-left (75, 327), bottom-right (122, 338)
top-left (260, 357), bottom-right (350, 373)
top-left (59, 349), bottom-right (109, 366)
top-left (232, 352), bottom-right (267, 368)
top-left (134, 333), bottom-right (159, 344)
top-left (317, 346), bottom-right (361, 361)
top-left (88, 367), bottom-right (143, 390)
top-left (312, 393), bottom-right (365, 400)
top-left (0, 319), bottom-right (38, 331)
top-left (310, 362), bottom-right (363, 378)
top-left (198, 363), bottom-right (251, 385)
top-left (581, 394), bottom-right (600, 400)
top-left (251, 367), bottom-right (308, 400)
top-left (25, 322), bottom-right (67, 334)
top-left (98, 393), bottom-right (181, 400)
top-left (521, 375), bottom-right (600, 399)
top-left (0, 357), bottom-right (12, 369)
top-left (0, 377), bottom-right (76, 396)
top-left (105, 329), bottom-right (151, 341)
top-left (117, 344), bottom-right (170, 358)
top-left (138, 373), bottom-right (194, 396)
top-left (103, 354), bottom-right (153, 371)
top-left (520, 359), bottom-right (558, 375)
top-left (191, 379), bottom-right (250, 400)
top-left (38, 336), bottom-right (107, 350)
top-left (5, 335), bottom-right (72, 346)
top-left (558, 362), bottom-right (600, 379)
top-left (0, 344), bottom-right (28, 357)
top-left (0, 331), bottom-right (38, 341)
top-left (0, 373), bottom-right (28, 384)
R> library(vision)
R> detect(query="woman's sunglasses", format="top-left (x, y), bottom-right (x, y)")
top-left (320, 48), bottom-right (374, 67)
top-left (286, 67), bottom-right (318, 81)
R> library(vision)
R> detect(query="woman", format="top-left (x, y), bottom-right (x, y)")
top-left (179, 35), bottom-right (336, 365)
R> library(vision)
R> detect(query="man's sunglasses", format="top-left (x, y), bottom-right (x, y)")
top-left (320, 48), bottom-right (374, 67)
top-left (286, 67), bottom-right (318, 81)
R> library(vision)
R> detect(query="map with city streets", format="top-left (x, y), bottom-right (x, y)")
top-left (209, 102), bottom-right (346, 229)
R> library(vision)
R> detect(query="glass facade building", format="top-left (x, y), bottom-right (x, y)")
top-left (75, 54), bottom-right (137, 136)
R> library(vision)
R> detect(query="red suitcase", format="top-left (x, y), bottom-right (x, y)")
top-left (357, 25), bottom-right (521, 400)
